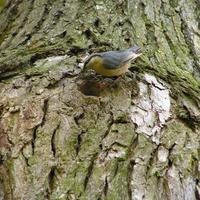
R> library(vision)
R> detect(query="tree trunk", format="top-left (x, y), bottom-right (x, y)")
top-left (0, 0), bottom-right (200, 199)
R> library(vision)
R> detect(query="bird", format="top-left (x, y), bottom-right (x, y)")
top-left (83, 46), bottom-right (142, 77)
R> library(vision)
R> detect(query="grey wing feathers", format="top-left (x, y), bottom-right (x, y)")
top-left (100, 50), bottom-right (135, 69)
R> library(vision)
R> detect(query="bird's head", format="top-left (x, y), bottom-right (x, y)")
top-left (83, 54), bottom-right (103, 70)
top-left (128, 46), bottom-right (142, 59)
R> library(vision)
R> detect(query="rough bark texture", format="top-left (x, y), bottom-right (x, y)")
top-left (0, 0), bottom-right (200, 199)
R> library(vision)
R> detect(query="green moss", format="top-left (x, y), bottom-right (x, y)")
top-left (0, 0), bottom-right (6, 7)
top-left (161, 120), bottom-right (199, 177)
top-left (176, 106), bottom-right (189, 119)
top-left (169, 0), bottom-right (179, 8)
top-left (106, 161), bottom-right (129, 200)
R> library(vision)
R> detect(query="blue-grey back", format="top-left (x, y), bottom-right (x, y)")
top-left (98, 49), bottom-right (135, 69)
top-left (84, 46), bottom-right (141, 69)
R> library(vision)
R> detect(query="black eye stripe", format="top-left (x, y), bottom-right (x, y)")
top-left (84, 54), bottom-right (102, 66)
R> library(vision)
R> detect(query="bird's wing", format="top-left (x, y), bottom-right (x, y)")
top-left (101, 50), bottom-right (135, 69)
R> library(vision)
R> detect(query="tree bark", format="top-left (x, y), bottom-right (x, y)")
top-left (0, 0), bottom-right (200, 199)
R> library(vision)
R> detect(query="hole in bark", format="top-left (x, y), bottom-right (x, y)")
top-left (84, 153), bottom-right (97, 190)
top-left (0, 155), bottom-right (4, 165)
top-left (113, 161), bottom-right (119, 177)
top-left (127, 159), bottom-right (136, 200)
top-left (177, 106), bottom-right (197, 131)
top-left (77, 79), bottom-right (103, 96)
top-left (94, 18), bottom-right (100, 27)
top-left (76, 134), bottom-right (82, 155)
top-left (139, 1), bottom-right (145, 8)
top-left (195, 179), bottom-right (200, 200)
top-left (57, 30), bottom-right (66, 38)
top-left (51, 131), bottom-right (56, 157)
top-left (74, 112), bottom-right (84, 125)
top-left (124, 38), bottom-right (130, 42)
top-left (77, 75), bottom-right (119, 96)
top-left (12, 32), bottom-right (17, 37)
top-left (68, 46), bottom-right (85, 55)
top-left (41, 98), bottom-right (49, 127)
top-left (103, 176), bottom-right (108, 196)
top-left (75, 130), bottom-right (85, 155)
top-left (48, 167), bottom-right (56, 192)
top-left (84, 29), bottom-right (92, 39)
top-left (31, 128), bottom-right (37, 155)
top-left (99, 143), bottom-right (103, 149)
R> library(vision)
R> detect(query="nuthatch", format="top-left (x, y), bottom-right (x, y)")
top-left (83, 46), bottom-right (142, 77)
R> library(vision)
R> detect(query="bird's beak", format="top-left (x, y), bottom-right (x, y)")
top-left (132, 53), bottom-right (142, 60)
top-left (134, 46), bottom-right (142, 54)
top-left (133, 52), bottom-right (142, 59)
top-left (130, 46), bottom-right (142, 59)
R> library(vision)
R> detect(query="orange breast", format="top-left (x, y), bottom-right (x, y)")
top-left (93, 63), bottom-right (130, 77)
top-left (85, 56), bottom-right (130, 77)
